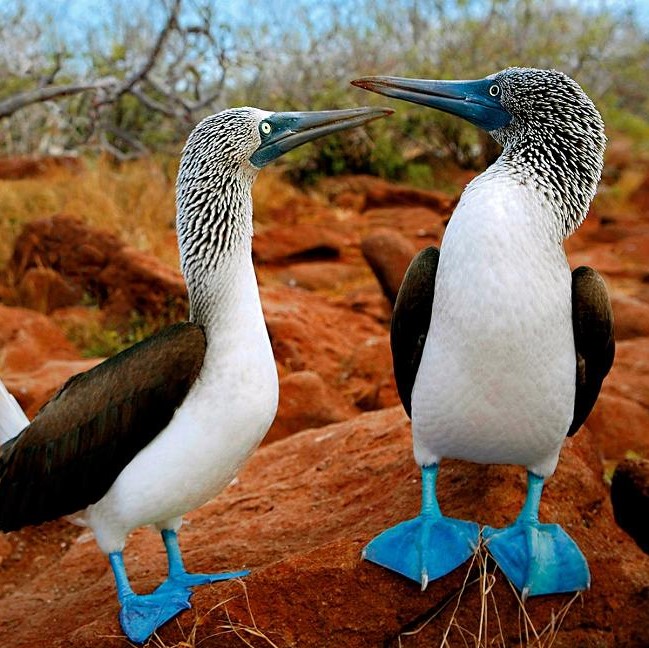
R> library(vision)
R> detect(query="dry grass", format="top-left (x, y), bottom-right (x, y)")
top-left (102, 550), bottom-right (581, 648)
top-left (92, 544), bottom-right (581, 648)
top-left (0, 155), bottom-right (179, 267)
top-left (398, 542), bottom-right (581, 648)
top-left (0, 158), bottom-right (316, 272)
top-left (144, 579), bottom-right (280, 648)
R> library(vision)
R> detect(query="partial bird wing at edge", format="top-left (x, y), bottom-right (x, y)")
top-left (0, 322), bottom-right (207, 531)
top-left (568, 266), bottom-right (615, 436)
top-left (390, 246), bottom-right (440, 418)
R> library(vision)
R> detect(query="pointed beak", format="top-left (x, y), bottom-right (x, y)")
top-left (250, 106), bottom-right (393, 168)
top-left (351, 76), bottom-right (511, 132)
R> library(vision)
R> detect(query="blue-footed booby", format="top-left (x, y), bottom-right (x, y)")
top-left (0, 105), bottom-right (392, 642)
top-left (352, 68), bottom-right (614, 597)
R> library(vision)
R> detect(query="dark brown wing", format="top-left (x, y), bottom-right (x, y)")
top-left (390, 246), bottom-right (440, 418)
top-left (0, 322), bottom-right (206, 531)
top-left (568, 266), bottom-right (615, 436)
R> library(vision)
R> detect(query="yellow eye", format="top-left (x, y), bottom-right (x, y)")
top-left (260, 122), bottom-right (272, 135)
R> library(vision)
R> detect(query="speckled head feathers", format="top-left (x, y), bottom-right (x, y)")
top-left (352, 67), bottom-right (606, 238)
top-left (489, 68), bottom-right (606, 236)
top-left (178, 107), bottom-right (271, 197)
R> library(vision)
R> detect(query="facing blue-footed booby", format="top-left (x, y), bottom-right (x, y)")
top-left (0, 105), bottom-right (392, 642)
top-left (352, 68), bottom-right (614, 597)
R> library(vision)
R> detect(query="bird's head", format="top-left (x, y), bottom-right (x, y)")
top-left (351, 67), bottom-right (604, 152)
top-left (352, 68), bottom-right (605, 235)
top-left (176, 105), bottom-right (392, 298)
top-left (176, 105), bottom-right (392, 237)
top-left (179, 106), bottom-right (393, 184)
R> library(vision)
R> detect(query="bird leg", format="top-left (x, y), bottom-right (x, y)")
top-left (155, 529), bottom-right (249, 591)
top-left (109, 551), bottom-right (191, 644)
top-left (483, 471), bottom-right (590, 598)
top-left (363, 464), bottom-right (479, 589)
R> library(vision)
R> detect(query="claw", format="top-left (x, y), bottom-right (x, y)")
top-left (421, 568), bottom-right (429, 591)
top-left (363, 465), bottom-right (479, 588)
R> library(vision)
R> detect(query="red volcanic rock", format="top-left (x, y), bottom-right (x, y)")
top-left (0, 305), bottom-right (101, 417)
top-left (586, 393), bottom-right (649, 461)
top-left (319, 174), bottom-right (454, 213)
top-left (361, 228), bottom-right (418, 304)
top-left (610, 292), bottom-right (649, 340)
top-left (568, 244), bottom-right (643, 279)
top-left (9, 215), bottom-right (122, 278)
top-left (16, 267), bottom-right (82, 314)
top-left (96, 246), bottom-right (187, 322)
top-left (0, 156), bottom-right (82, 180)
top-left (588, 335), bottom-right (649, 459)
top-left (6, 215), bottom-right (187, 324)
top-left (261, 285), bottom-right (397, 409)
top-left (612, 232), bottom-right (649, 267)
top-left (253, 223), bottom-right (347, 264)
top-left (0, 408), bottom-right (647, 647)
top-left (265, 370), bottom-right (359, 443)
top-left (611, 457), bottom-right (649, 554)
top-left (604, 337), bottom-right (649, 410)
top-left (630, 171), bottom-right (649, 213)
top-left (362, 206), bottom-right (447, 247)
top-left (275, 261), bottom-right (362, 291)
top-left (0, 304), bottom-right (79, 374)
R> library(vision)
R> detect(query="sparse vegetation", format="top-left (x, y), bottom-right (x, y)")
top-left (0, 1), bottom-right (648, 181)
top-left (0, 155), bottom-right (178, 266)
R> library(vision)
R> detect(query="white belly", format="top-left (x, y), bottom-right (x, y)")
top-left (84, 258), bottom-right (279, 554)
top-left (411, 172), bottom-right (575, 477)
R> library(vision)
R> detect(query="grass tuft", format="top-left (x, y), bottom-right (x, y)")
top-left (0, 155), bottom-right (178, 268)
top-left (398, 540), bottom-right (581, 648)
top-left (143, 579), bottom-right (280, 648)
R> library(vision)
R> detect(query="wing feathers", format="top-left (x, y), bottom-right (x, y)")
top-left (390, 246), bottom-right (440, 418)
top-left (0, 322), bottom-right (206, 530)
top-left (568, 266), bottom-right (615, 436)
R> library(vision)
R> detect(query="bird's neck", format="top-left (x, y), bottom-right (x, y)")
top-left (176, 170), bottom-right (258, 331)
top-left (496, 128), bottom-right (603, 239)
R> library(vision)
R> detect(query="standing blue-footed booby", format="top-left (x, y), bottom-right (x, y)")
top-left (352, 68), bottom-right (614, 597)
top-left (0, 105), bottom-right (391, 642)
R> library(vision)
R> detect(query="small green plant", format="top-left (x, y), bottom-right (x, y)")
top-left (60, 311), bottom-right (166, 358)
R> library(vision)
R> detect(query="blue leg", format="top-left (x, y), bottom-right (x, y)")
top-left (363, 464), bottom-right (480, 589)
top-left (109, 551), bottom-right (191, 644)
top-left (154, 529), bottom-right (249, 596)
top-left (483, 472), bottom-right (590, 598)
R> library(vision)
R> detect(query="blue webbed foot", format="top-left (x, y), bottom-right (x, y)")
top-left (483, 521), bottom-right (590, 597)
top-left (363, 514), bottom-right (479, 588)
top-left (155, 568), bottom-right (249, 594)
top-left (484, 471), bottom-right (590, 598)
top-left (119, 591), bottom-right (192, 644)
top-left (159, 529), bottom-right (249, 593)
top-left (362, 464), bottom-right (479, 589)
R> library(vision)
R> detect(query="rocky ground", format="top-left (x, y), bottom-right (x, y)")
top-left (0, 154), bottom-right (648, 646)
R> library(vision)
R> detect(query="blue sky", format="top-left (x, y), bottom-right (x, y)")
top-left (19, 0), bottom-right (649, 36)
top-left (8, 0), bottom-right (649, 66)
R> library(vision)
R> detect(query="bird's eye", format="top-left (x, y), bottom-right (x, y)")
top-left (260, 122), bottom-right (272, 135)
top-left (489, 84), bottom-right (500, 97)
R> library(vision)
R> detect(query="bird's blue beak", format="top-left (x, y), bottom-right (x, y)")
top-left (250, 107), bottom-right (393, 168)
top-left (351, 76), bottom-right (511, 132)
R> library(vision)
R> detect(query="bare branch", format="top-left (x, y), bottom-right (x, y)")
top-left (38, 52), bottom-right (64, 88)
top-left (0, 79), bottom-right (112, 119)
top-left (130, 85), bottom-right (181, 118)
top-left (107, 0), bottom-right (182, 101)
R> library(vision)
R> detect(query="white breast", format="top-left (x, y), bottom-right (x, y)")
top-left (411, 168), bottom-right (575, 478)
top-left (85, 255), bottom-right (278, 553)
